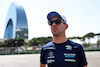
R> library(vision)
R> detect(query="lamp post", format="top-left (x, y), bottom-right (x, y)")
top-left (15, 40), bottom-right (18, 53)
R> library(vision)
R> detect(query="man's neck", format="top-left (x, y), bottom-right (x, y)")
top-left (53, 35), bottom-right (68, 44)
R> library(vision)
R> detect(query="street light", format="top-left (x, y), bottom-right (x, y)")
top-left (15, 40), bottom-right (18, 53)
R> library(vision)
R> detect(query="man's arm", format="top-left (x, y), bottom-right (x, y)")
top-left (40, 62), bottom-right (46, 67)
top-left (83, 65), bottom-right (88, 67)
top-left (78, 45), bottom-right (88, 67)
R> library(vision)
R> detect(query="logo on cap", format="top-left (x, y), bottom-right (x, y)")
top-left (48, 14), bottom-right (51, 18)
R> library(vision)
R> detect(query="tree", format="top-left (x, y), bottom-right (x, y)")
top-left (14, 38), bottom-right (25, 47)
top-left (4, 39), bottom-right (14, 47)
top-left (83, 32), bottom-right (95, 46)
top-left (96, 33), bottom-right (100, 47)
top-left (4, 38), bottom-right (25, 47)
top-left (0, 42), bottom-right (5, 47)
top-left (29, 37), bottom-right (52, 46)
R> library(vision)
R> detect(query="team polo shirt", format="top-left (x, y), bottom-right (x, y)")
top-left (40, 40), bottom-right (88, 67)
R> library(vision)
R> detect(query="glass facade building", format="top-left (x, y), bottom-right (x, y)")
top-left (4, 2), bottom-right (28, 39)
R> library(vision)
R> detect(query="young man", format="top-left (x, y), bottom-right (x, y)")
top-left (40, 11), bottom-right (88, 67)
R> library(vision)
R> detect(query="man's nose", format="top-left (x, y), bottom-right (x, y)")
top-left (52, 22), bottom-right (57, 26)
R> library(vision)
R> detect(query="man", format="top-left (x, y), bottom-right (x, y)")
top-left (40, 11), bottom-right (88, 67)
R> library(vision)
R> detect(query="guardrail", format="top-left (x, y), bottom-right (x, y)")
top-left (0, 46), bottom-right (41, 55)
top-left (84, 47), bottom-right (100, 51)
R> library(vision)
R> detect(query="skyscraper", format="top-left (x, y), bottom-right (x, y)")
top-left (4, 2), bottom-right (28, 39)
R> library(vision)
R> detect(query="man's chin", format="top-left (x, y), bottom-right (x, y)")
top-left (52, 33), bottom-right (59, 36)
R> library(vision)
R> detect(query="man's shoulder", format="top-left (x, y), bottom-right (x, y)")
top-left (42, 41), bottom-right (53, 48)
top-left (42, 41), bottom-right (56, 50)
top-left (68, 40), bottom-right (82, 49)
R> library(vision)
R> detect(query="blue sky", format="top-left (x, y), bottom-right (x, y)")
top-left (0, 0), bottom-right (100, 43)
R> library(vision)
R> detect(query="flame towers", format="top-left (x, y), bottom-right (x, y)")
top-left (4, 2), bottom-right (28, 39)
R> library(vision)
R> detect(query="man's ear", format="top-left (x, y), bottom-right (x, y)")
top-left (65, 24), bottom-right (68, 30)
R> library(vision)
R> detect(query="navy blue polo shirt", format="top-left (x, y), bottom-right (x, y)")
top-left (40, 40), bottom-right (88, 67)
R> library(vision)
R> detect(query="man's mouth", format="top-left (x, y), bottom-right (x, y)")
top-left (52, 28), bottom-right (58, 31)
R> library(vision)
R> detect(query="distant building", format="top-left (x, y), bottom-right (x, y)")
top-left (4, 2), bottom-right (28, 39)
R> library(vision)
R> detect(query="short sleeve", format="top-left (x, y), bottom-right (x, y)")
top-left (78, 45), bottom-right (88, 67)
top-left (40, 48), bottom-right (46, 64)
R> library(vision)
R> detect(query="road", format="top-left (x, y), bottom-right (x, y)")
top-left (86, 51), bottom-right (100, 67)
top-left (0, 51), bottom-right (100, 67)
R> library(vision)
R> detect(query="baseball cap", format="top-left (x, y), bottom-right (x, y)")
top-left (47, 11), bottom-right (67, 24)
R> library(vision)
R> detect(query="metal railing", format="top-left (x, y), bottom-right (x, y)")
top-left (0, 46), bottom-right (41, 55)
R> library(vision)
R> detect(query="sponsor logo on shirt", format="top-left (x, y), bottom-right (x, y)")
top-left (64, 53), bottom-right (76, 62)
top-left (64, 59), bottom-right (76, 62)
top-left (48, 51), bottom-right (55, 59)
top-left (65, 45), bottom-right (72, 50)
top-left (47, 59), bottom-right (55, 63)
top-left (49, 51), bottom-right (54, 56)
top-left (47, 51), bottom-right (55, 63)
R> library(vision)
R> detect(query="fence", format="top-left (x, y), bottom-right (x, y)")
top-left (0, 46), bottom-right (41, 55)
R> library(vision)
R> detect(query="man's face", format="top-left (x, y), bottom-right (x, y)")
top-left (50, 16), bottom-right (67, 36)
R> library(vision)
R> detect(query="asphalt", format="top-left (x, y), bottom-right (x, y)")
top-left (85, 51), bottom-right (100, 67)
top-left (0, 51), bottom-right (100, 67)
